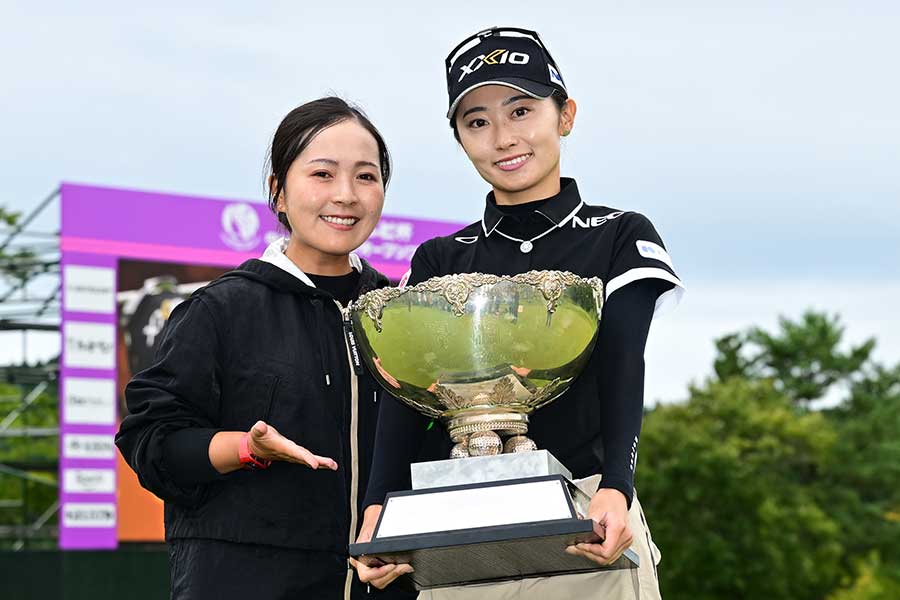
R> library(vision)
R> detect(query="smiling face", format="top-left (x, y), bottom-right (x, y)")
top-left (274, 118), bottom-right (385, 275)
top-left (454, 85), bottom-right (576, 205)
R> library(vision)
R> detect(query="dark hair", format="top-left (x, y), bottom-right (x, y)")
top-left (449, 90), bottom-right (568, 144)
top-left (265, 96), bottom-right (391, 232)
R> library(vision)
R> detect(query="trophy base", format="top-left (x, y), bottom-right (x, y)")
top-left (411, 450), bottom-right (572, 490)
top-left (352, 516), bottom-right (639, 590)
top-left (350, 453), bottom-right (639, 591)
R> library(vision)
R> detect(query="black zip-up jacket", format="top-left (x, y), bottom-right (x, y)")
top-left (116, 258), bottom-right (388, 554)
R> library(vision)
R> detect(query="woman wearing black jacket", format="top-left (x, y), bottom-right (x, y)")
top-left (116, 97), bottom-right (414, 600)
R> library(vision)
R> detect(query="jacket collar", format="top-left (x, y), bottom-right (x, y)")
top-left (232, 239), bottom-right (386, 301)
top-left (260, 238), bottom-right (364, 288)
top-left (481, 178), bottom-right (584, 237)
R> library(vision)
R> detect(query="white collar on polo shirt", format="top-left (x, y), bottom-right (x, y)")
top-left (259, 238), bottom-right (362, 288)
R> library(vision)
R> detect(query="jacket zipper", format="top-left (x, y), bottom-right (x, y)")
top-left (340, 303), bottom-right (361, 600)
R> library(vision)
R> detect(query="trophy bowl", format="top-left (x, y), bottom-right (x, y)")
top-left (350, 270), bottom-right (604, 458)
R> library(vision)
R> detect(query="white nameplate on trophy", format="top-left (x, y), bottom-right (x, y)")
top-left (411, 450), bottom-right (572, 490)
top-left (376, 478), bottom-right (573, 538)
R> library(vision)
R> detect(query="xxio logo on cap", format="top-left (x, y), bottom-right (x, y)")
top-left (458, 49), bottom-right (531, 82)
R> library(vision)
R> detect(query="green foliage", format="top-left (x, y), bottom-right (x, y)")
top-left (1, 247), bottom-right (41, 284)
top-left (0, 204), bottom-right (39, 283)
top-left (826, 554), bottom-right (900, 600)
top-left (713, 311), bottom-right (875, 404)
top-left (822, 363), bottom-right (900, 575)
top-left (0, 205), bottom-right (20, 227)
top-left (0, 384), bottom-right (59, 461)
top-left (643, 310), bottom-right (900, 600)
top-left (0, 381), bottom-right (59, 549)
top-left (638, 378), bottom-right (844, 600)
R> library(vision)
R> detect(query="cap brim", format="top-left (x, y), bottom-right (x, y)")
top-left (447, 78), bottom-right (557, 119)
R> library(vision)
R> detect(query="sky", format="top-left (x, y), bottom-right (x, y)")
top-left (1, 1), bottom-right (898, 403)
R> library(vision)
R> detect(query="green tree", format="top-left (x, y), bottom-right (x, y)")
top-left (638, 377), bottom-right (844, 600)
top-left (0, 206), bottom-right (20, 227)
top-left (645, 310), bottom-right (900, 598)
top-left (821, 362), bottom-right (900, 597)
top-left (715, 311), bottom-right (900, 594)
top-left (826, 553), bottom-right (900, 600)
top-left (713, 311), bottom-right (875, 404)
top-left (1, 206), bottom-right (39, 285)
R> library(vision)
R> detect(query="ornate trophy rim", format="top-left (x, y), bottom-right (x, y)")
top-left (352, 270), bottom-right (604, 333)
top-left (350, 270), bottom-right (605, 458)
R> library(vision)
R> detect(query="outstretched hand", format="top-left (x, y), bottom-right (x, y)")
top-left (247, 420), bottom-right (338, 470)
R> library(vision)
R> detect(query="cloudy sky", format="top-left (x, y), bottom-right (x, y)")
top-left (2, 1), bottom-right (898, 402)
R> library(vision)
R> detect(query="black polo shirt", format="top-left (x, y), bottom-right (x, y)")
top-left (403, 178), bottom-right (681, 306)
top-left (367, 178), bottom-right (684, 507)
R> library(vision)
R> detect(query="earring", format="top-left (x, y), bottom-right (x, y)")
top-left (562, 129), bottom-right (571, 137)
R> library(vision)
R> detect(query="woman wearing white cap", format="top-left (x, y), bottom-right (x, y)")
top-left (354, 27), bottom-right (684, 599)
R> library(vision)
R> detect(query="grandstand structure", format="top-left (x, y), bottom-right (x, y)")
top-left (0, 187), bottom-right (61, 550)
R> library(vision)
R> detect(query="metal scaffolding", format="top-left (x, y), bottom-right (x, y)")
top-left (0, 188), bottom-right (61, 550)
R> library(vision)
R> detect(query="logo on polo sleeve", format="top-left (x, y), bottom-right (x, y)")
top-left (636, 240), bottom-right (674, 269)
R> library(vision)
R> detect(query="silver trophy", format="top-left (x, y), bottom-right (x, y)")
top-left (349, 271), bottom-right (638, 590)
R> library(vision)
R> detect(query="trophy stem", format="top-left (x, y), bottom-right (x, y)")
top-left (445, 413), bottom-right (539, 458)
top-left (445, 412), bottom-right (529, 443)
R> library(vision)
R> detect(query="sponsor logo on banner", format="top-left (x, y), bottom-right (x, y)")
top-left (636, 240), bottom-right (674, 269)
top-left (372, 221), bottom-right (414, 242)
top-left (357, 241), bottom-right (417, 262)
top-left (64, 469), bottom-right (116, 494)
top-left (63, 265), bottom-right (116, 314)
top-left (571, 211), bottom-right (624, 229)
top-left (63, 434), bottom-right (116, 459)
top-left (62, 503), bottom-right (116, 528)
top-left (358, 219), bottom-right (419, 263)
top-left (220, 203), bottom-right (261, 251)
top-left (64, 378), bottom-right (115, 425)
top-left (64, 322), bottom-right (115, 369)
top-left (459, 49), bottom-right (530, 81)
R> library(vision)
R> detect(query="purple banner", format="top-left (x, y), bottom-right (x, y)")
top-left (58, 183), bottom-right (462, 549)
top-left (60, 183), bottom-right (462, 279)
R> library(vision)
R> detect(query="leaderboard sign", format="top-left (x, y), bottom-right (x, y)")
top-left (58, 182), bottom-right (461, 549)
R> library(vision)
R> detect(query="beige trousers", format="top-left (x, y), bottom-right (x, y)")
top-left (420, 476), bottom-right (662, 600)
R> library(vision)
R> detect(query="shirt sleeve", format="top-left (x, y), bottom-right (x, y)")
top-left (593, 279), bottom-right (665, 507)
top-left (363, 393), bottom-right (430, 508)
top-left (404, 239), bottom-right (441, 287)
top-left (606, 212), bottom-right (685, 315)
top-left (115, 296), bottom-right (225, 507)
